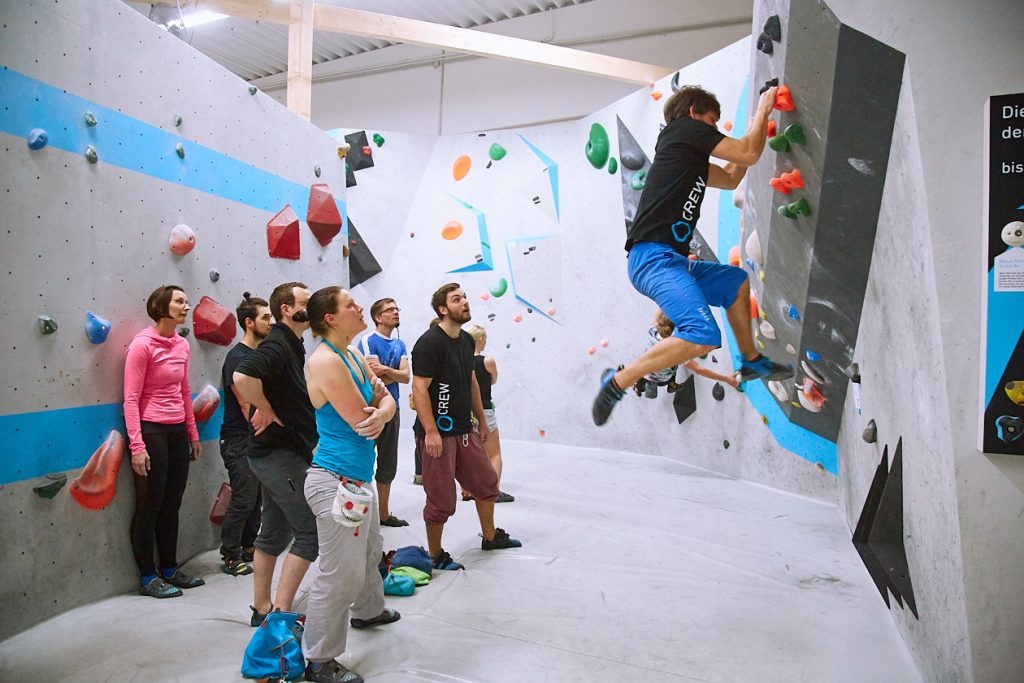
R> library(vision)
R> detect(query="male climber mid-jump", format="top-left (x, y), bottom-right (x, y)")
top-left (593, 84), bottom-right (793, 426)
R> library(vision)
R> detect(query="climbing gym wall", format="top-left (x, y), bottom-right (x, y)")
top-left (0, 0), bottom-right (347, 640)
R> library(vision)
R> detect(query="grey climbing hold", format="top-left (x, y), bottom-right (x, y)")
top-left (178, 327), bottom-right (190, 337)
top-left (620, 147), bottom-right (645, 171)
top-left (85, 146), bottom-right (98, 164)
top-left (248, 85), bottom-right (258, 95)
top-left (712, 383), bottom-right (725, 401)
top-left (37, 315), bottom-right (58, 335)
top-left (862, 419), bottom-right (877, 443)
top-left (174, 114), bottom-right (183, 127)
top-left (84, 111), bottom-right (97, 127)
top-left (27, 128), bottom-right (48, 150)
top-left (208, 269), bottom-right (220, 282)
top-left (314, 164), bottom-right (321, 177)
top-left (175, 143), bottom-right (185, 159)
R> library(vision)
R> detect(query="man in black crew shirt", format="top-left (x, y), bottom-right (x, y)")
top-left (593, 85), bottom-right (793, 426)
top-left (218, 293), bottom-right (272, 576)
top-left (233, 281), bottom-right (318, 624)
top-left (411, 283), bottom-right (521, 571)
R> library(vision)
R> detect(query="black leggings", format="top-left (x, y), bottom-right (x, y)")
top-left (131, 421), bottom-right (191, 576)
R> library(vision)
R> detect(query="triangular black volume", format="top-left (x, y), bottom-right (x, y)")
top-left (343, 130), bottom-right (375, 172)
top-left (764, 15), bottom-right (782, 42)
top-left (672, 375), bottom-right (697, 424)
top-left (615, 116), bottom-right (651, 232)
top-left (853, 446), bottom-right (892, 608)
top-left (347, 218), bottom-right (382, 287)
top-left (868, 438), bottom-right (918, 618)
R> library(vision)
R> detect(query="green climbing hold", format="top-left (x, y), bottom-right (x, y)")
top-left (778, 204), bottom-right (797, 219)
top-left (178, 327), bottom-right (190, 338)
top-left (248, 85), bottom-right (258, 95)
top-left (489, 278), bottom-right (509, 298)
top-left (585, 123), bottom-right (610, 169)
top-left (784, 123), bottom-right (806, 144)
top-left (488, 143), bottom-right (506, 161)
top-left (768, 135), bottom-right (790, 153)
top-left (790, 197), bottom-right (812, 216)
top-left (345, 160), bottom-right (351, 173)
top-left (174, 114), bottom-right (183, 127)
top-left (85, 146), bottom-right (98, 164)
top-left (175, 143), bottom-right (185, 159)
top-left (607, 157), bottom-right (618, 174)
top-left (84, 111), bottom-right (97, 127)
top-left (630, 170), bottom-right (647, 191)
top-left (372, 133), bottom-right (385, 147)
top-left (33, 473), bottom-right (68, 499)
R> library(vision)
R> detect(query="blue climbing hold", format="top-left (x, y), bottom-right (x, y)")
top-left (27, 128), bottom-right (48, 150)
top-left (806, 349), bottom-right (821, 362)
top-left (85, 311), bottom-right (112, 344)
top-left (787, 305), bottom-right (801, 321)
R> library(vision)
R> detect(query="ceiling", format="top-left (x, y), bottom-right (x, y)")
top-left (126, 0), bottom-right (597, 83)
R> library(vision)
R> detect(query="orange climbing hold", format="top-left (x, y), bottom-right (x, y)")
top-left (69, 431), bottom-right (124, 510)
top-left (774, 85), bottom-right (795, 111)
top-left (193, 296), bottom-right (237, 346)
top-left (769, 177), bottom-right (791, 194)
top-left (651, 91), bottom-right (663, 101)
top-left (193, 384), bottom-right (220, 422)
top-left (452, 155), bottom-right (471, 181)
top-left (441, 220), bottom-right (463, 240)
top-left (723, 121), bottom-right (733, 132)
top-left (306, 184), bottom-right (343, 247)
top-left (767, 120), bottom-right (778, 137)
top-left (770, 168), bottom-right (804, 194)
top-left (728, 245), bottom-right (741, 266)
top-left (749, 292), bottom-right (759, 319)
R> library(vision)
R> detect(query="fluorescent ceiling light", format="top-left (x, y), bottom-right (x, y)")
top-left (180, 10), bottom-right (229, 28)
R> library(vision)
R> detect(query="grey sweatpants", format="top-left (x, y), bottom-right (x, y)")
top-left (301, 467), bottom-right (386, 662)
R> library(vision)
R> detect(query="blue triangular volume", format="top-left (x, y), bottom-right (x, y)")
top-left (447, 193), bottom-right (494, 273)
top-left (517, 134), bottom-right (559, 222)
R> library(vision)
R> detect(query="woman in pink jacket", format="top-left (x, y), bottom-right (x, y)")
top-left (124, 285), bottom-right (205, 599)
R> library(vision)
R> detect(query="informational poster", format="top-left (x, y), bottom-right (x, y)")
top-left (979, 93), bottom-right (1024, 455)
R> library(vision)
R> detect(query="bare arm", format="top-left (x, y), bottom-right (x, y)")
top-left (484, 356), bottom-right (498, 385)
top-left (708, 86), bottom-right (777, 167)
top-left (471, 373), bottom-right (490, 442)
top-left (230, 384), bottom-right (251, 421)
top-left (232, 372), bottom-right (283, 436)
top-left (684, 360), bottom-right (740, 388)
top-left (412, 375), bottom-right (442, 458)
top-left (708, 163), bottom-right (747, 190)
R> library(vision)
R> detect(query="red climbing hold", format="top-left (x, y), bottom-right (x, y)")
top-left (767, 120), bottom-right (778, 137)
top-left (780, 168), bottom-right (804, 190)
top-left (361, 145), bottom-right (372, 157)
top-left (193, 384), bottom-right (220, 422)
top-left (306, 184), bottom-right (343, 247)
top-left (210, 482), bottom-right (231, 524)
top-left (193, 296), bottom-right (237, 346)
top-left (774, 85), bottom-right (795, 111)
top-left (267, 205), bottom-right (300, 260)
top-left (69, 431), bottom-right (124, 510)
top-left (769, 177), bottom-right (791, 194)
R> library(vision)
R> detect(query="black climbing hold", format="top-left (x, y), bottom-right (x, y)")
top-left (174, 114), bottom-right (183, 127)
top-left (84, 111), bottom-right (97, 127)
top-left (175, 143), bottom-right (185, 159)
top-left (759, 78), bottom-right (779, 95)
top-left (756, 32), bottom-right (774, 55)
top-left (863, 419), bottom-right (877, 443)
top-left (33, 473), bottom-right (68, 499)
top-left (178, 327), bottom-right (190, 337)
top-left (37, 315), bottom-right (58, 335)
top-left (314, 164), bottom-right (321, 177)
top-left (486, 160), bottom-right (493, 169)
top-left (723, 440), bottom-right (730, 449)
top-left (85, 146), bottom-right (98, 164)
top-left (712, 383), bottom-right (725, 401)
top-left (531, 337), bottom-right (536, 342)
top-left (209, 269), bottom-right (220, 282)
top-left (526, 308), bottom-right (532, 314)
top-left (670, 71), bottom-right (681, 93)
top-left (996, 415), bottom-right (1023, 444)
top-left (764, 15), bottom-right (782, 42)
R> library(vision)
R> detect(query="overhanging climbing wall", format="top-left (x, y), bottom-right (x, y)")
top-left (742, 0), bottom-right (905, 441)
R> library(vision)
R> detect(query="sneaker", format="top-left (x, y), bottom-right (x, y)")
top-left (481, 527), bottom-right (522, 550)
top-left (162, 570), bottom-right (205, 589)
top-left (381, 514), bottom-right (409, 527)
top-left (494, 491), bottom-right (515, 503)
top-left (633, 377), bottom-right (647, 397)
top-left (139, 577), bottom-right (182, 599)
top-left (431, 549), bottom-right (465, 571)
top-left (461, 493), bottom-right (474, 502)
top-left (739, 355), bottom-right (794, 383)
top-left (592, 367), bottom-right (626, 426)
top-left (350, 608), bottom-right (401, 629)
top-left (305, 659), bottom-right (363, 683)
top-left (250, 604), bottom-right (272, 627)
top-left (222, 558), bottom-right (253, 576)
top-left (412, 475), bottom-right (423, 486)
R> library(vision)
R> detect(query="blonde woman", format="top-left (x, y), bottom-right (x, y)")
top-left (465, 325), bottom-right (513, 503)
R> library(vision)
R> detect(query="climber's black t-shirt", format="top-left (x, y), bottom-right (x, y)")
top-left (411, 325), bottom-right (476, 437)
top-left (625, 117), bottom-right (725, 256)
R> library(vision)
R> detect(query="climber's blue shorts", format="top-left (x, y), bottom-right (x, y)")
top-left (627, 241), bottom-right (748, 348)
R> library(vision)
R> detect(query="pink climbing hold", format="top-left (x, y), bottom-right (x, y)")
top-left (600, 339), bottom-right (609, 348)
top-left (546, 307), bottom-right (556, 316)
top-left (193, 296), bottom-right (237, 346)
top-left (193, 384), bottom-right (220, 422)
top-left (69, 431), bottom-right (124, 510)
top-left (728, 246), bottom-right (741, 266)
top-left (481, 292), bottom-right (491, 301)
top-left (587, 346), bottom-right (596, 355)
top-left (306, 184), bottom-right (343, 247)
top-left (513, 314), bottom-right (522, 323)
top-left (267, 205), bottom-right (301, 260)
top-left (168, 224), bottom-right (196, 256)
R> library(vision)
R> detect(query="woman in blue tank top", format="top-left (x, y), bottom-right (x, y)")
top-left (300, 286), bottom-right (399, 682)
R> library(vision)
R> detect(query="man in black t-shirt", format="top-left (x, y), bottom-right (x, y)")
top-left (411, 283), bottom-right (521, 570)
top-left (593, 85), bottom-right (794, 426)
top-left (218, 293), bottom-right (272, 576)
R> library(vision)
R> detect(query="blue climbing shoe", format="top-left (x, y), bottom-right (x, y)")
top-left (139, 577), bottom-right (182, 599)
top-left (738, 355), bottom-right (793, 383)
top-left (592, 367), bottom-right (626, 426)
top-left (431, 549), bottom-right (465, 571)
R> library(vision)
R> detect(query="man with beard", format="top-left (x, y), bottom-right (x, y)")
top-left (218, 293), bottom-right (273, 575)
top-left (357, 297), bottom-right (411, 527)
top-left (411, 283), bottom-right (522, 571)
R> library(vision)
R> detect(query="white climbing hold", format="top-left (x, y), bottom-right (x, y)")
top-left (768, 380), bottom-right (788, 402)
top-left (785, 343), bottom-right (797, 355)
top-left (759, 319), bottom-right (776, 340)
top-left (801, 360), bottom-right (824, 384)
top-left (745, 230), bottom-right (763, 265)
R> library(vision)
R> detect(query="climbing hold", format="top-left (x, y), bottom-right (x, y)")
top-left (69, 431), bottom-right (124, 510)
top-left (630, 170), bottom-right (647, 191)
top-left (728, 245), bottom-right (741, 266)
top-left (488, 143), bottom-right (506, 161)
top-left (587, 346), bottom-right (596, 355)
top-left (995, 415), bottom-right (1023, 443)
top-left (723, 121), bottom-right (733, 132)
top-left (168, 223), bottom-right (197, 256)
top-left (84, 111), bottom-right (97, 127)
top-left (193, 295), bottom-right (237, 346)
top-left (337, 142), bottom-right (350, 159)
top-left (761, 415), bottom-right (770, 425)
top-left (723, 440), bottom-right (730, 449)
top-left (764, 15), bottom-right (782, 42)
top-left (806, 350), bottom-right (821, 362)
top-left (513, 314), bottom-right (522, 323)
top-left (650, 91), bottom-right (663, 101)
top-left (193, 384), bottom-right (221, 422)
top-left (178, 327), bottom-right (190, 337)
top-left (712, 383), bottom-right (725, 401)
top-left (757, 339), bottom-right (765, 350)
top-left (773, 85), bottom-right (795, 112)
top-left (174, 114), bottom-right (183, 127)
top-left (768, 135), bottom-right (791, 153)
top-left (767, 120), bottom-right (777, 137)
top-left (862, 419), bottom-right (878, 443)
top-left (801, 360), bottom-right (824, 384)
top-left (798, 378), bottom-right (826, 412)
top-left (785, 343), bottom-right (797, 355)
top-left (307, 184), bottom-right (343, 246)
top-left (208, 269), bottom-right (220, 282)
top-left (372, 133), bottom-right (385, 147)
top-left (759, 78), bottom-right (779, 94)
top-left (745, 230), bottom-right (763, 265)
top-left (267, 205), bottom-right (301, 260)
top-left (749, 292), bottom-right (759, 319)
top-left (84, 146), bottom-right (98, 164)
top-left (776, 168), bottom-right (804, 191)
top-left (478, 292), bottom-right (490, 302)
top-left (441, 220), bottom-right (463, 241)
top-left (452, 155), bottom-right (471, 181)
top-left (33, 473), bottom-right (68, 499)
top-left (175, 143), bottom-right (185, 159)
top-left (787, 305), bottom-right (801, 321)
top-left (546, 307), bottom-right (556, 316)
top-left (783, 123), bottom-right (806, 145)
top-left (248, 85), bottom-right (258, 95)
top-left (600, 339), bottom-right (609, 348)
top-left (489, 278), bottom-right (508, 298)
top-left (585, 123), bottom-right (610, 169)
top-left (539, 429), bottom-right (546, 437)
top-left (1004, 380), bottom-right (1024, 406)
top-left (361, 145), bottom-right (372, 157)
top-left (620, 147), bottom-right (645, 171)
top-left (27, 128), bottom-right (48, 150)
top-left (756, 33), bottom-right (774, 55)
top-left (759, 320), bottom-right (776, 340)
top-left (314, 164), bottom-right (321, 178)
top-left (37, 315), bottom-right (58, 335)
top-left (409, 232), bottom-right (415, 238)
top-left (768, 380), bottom-right (789, 402)
top-left (781, 197), bottom-right (811, 218)
top-left (769, 176), bottom-right (791, 194)
top-left (607, 157), bottom-right (618, 174)
top-left (85, 311), bottom-right (111, 344)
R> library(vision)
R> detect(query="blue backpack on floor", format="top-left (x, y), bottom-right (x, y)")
top-left (390, 545), bottom-right (433, 576)
top-left (241, 611), bottom-right (306, 681)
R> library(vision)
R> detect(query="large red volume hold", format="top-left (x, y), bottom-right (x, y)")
top-left (267, 204), bottom-right (301, 259)
top-left (306, 184), bottom-right (343, 247)
top-left (69, 431), bottom-right (124, 510)
top-left (193, 296), bottom-right (237, 346)
top-left (193, 384), bottom-right (221, 422)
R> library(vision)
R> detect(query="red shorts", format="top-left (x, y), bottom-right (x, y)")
top-left (417, 430), bottom-right (499, 524)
